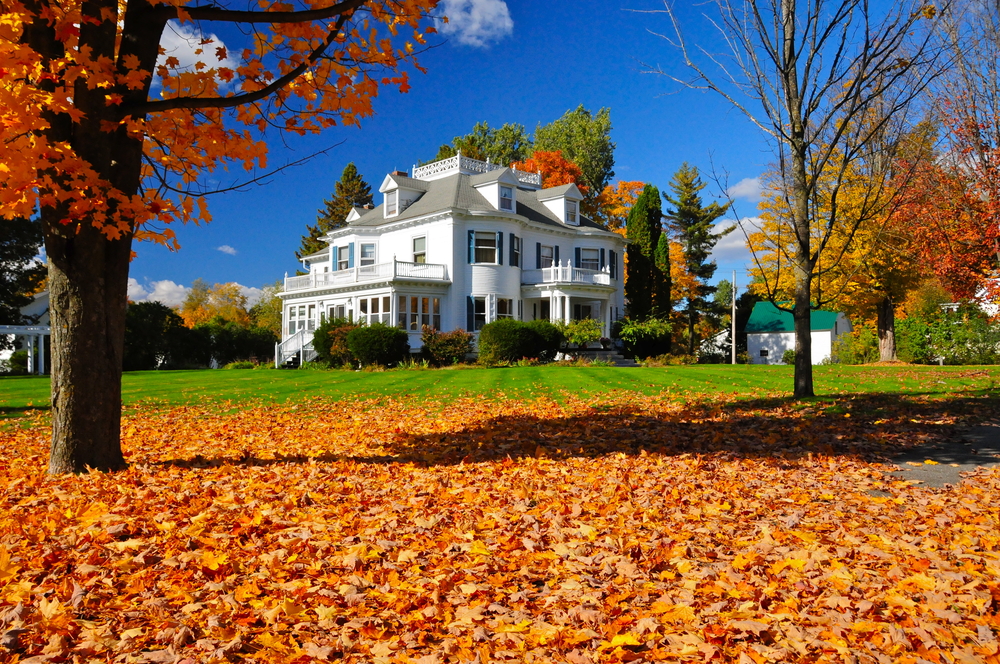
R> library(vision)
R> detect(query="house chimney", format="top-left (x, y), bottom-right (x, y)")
top-left (392, 169), bottom-right (407, 177)
top-left (362, 204), bottom-right (374, 209)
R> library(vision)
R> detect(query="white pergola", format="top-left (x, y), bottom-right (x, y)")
top-left (1, 325), bottom-right (51, 374)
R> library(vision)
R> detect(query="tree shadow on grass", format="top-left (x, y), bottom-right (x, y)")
top-left (154, 392), bottom-right (1000, 471)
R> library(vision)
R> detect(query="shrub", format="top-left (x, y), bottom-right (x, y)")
top-left (194, 318), bottom-right (277, 367)
top-left (928, 305), bottom-right (1000, 365)
top-left (312, 317), bottom-right (358, 366)
top-left (562, 318), bottom-right (603, 347)
top-left (347, 323), bottom-right (410, 367)
top-left (1, 350), bottom-right (29, 376)
top-left (524, 320), bottom-right (564, 361)
top-left (782, 349), bottom-right (796, 365)
top-left (477, 319), bottom-right (539, 366)
top-left (223, 360), bottom-right (256, 369)
top-left (618, 317), bottom-right (672, 359)
top-left (421, 326), bottom-right (474, 366)
top-left (641, 353), bottom-right (697, 367)
top-left (896, 317), bottom-right (933, 364)
top-left (831, 326), bottom-right (878, 364)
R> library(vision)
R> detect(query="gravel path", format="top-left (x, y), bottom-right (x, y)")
top-left (887, 421), bottom-right (1000, 488)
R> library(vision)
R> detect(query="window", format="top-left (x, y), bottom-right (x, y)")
top-left (338, 246), bottom-right (349, 271)
top-left (473, 297), bottom-right (486, 330)
top-left (474, 231), bottom-right (497, 263)
top-left (500, 185), bottom-right (514, 211)
top-left (307, 305), bottom-right (316, 330)
top-left (540, 245), bottom-right (554, 268)
top-left (287, 306), bottom-right (297, 335)
top-left (497, 298), bottom-right (514, 319)
top-left (510, 235), bottom-right (521, 268)
top-left (413, 236), bottom-right (426, 264)
top-left (398, 295), bottom-right (441, 330)
top-left (566, 200), bottom-right (578, 224)
top-left (580, 248), bottom-right (600, 271)
top-left (386, 190), bottom-right (398, 216)
top-left (540, 300), bottom-right (551, 320)
top-left (760, 349), bottom-right (769, 358)
top-left (360, 243), bottom-right (376, 267)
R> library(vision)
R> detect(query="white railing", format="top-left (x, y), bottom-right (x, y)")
top-left (275, 328), bottom-right (316, 368)
top-left (522, 265), bottom-right (613, 286)
top-left (411, 153), bottom-right (543, 187)
top-left (285, 261), bottom-right (449, 292)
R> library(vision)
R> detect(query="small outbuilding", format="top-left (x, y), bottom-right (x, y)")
top-left (745, 301), bottom-right (851, 365)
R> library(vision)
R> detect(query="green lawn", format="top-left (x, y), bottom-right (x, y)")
top-left (2, 364), bottom-right (998, 417)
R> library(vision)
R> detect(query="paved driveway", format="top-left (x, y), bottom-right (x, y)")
top-left (887, 422), bottom-right (1000, 488)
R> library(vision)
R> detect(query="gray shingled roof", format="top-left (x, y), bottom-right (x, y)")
top-left (300, 246), bottom-right (330, 261)
top-left (384, 173), bottom-right (430, 192)
top-left (346, 173), bottom-right (610, 234)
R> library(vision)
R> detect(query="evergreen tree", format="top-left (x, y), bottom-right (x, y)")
top-left (663, 164), bottom-right (732, 355)
top-left (625, 185), bottom-right (663, 320)
top-left (653, 232), bottom-right (672, 319)
top-left (297, 163), bottom-right (373, 259)
top-left (0, 216), bottom-right (46, 331)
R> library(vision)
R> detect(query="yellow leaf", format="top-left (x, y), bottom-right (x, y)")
top-left (923, 459), bottom-right (939, 465)
top-left (0, 547), bottom-right (20, 584)
top-left (494, 620), bottom-right (532, 633)
top-left (468, 540), bottom-right (490, 556)
top-left (600, 632), bottom-right (643, 650)
top-left (201, 550), bottom-right (229, 570)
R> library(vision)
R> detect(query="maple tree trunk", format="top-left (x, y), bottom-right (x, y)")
top-left (877, 296), bottom-right (896, 362)
top-left (45, 221), bottom-right (132, 473)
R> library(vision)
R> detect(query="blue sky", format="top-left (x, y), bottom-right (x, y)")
top-left (127, 0), bottom-right (768, 306)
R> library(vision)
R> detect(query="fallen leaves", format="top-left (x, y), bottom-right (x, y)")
top-left (1, 392), bottom-right (1000, 662)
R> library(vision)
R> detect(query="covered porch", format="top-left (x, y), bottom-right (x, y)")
top-left (521, 286), bottom-right (619, 337)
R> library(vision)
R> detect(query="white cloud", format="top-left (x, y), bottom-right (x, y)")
top-left (709, 217), bottom-right (758, 266)
top-left (436, 0), bottom-right (513, 48)
top-left (217, 245), bottom-right (238, 256)
top-left (726, 177), bottom-right (763, 202)
top-left (156, 20), bottom-right (238, 85)
top-left (127, 278), bottom-right (191, 308)
top-left (240, 286), bottom-right (264, 308)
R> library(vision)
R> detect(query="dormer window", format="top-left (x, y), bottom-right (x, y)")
top-left (566, 200), bottom-right (578, 225)
top-left (386, 191), bottom-right (398, 216)
top-left (500, 185), bottom-right (514, 211)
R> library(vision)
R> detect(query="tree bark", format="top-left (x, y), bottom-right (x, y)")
top-left (877, 295), bottom-right (896, 362)
top-left (46, 221), bottom-right (131, 473)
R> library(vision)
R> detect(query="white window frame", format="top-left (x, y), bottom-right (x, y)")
top-left (360, 243), bottom-right (376, 266)
top-left (540, 245), bottom-right (554, 268)
top-left (337, 246), bottom-right (349, 271)
top-left (580, 248), bottom-right (600, 271)
top-left (511, 235), bottom-right (521, 267)
top-left (474, 231), bottom-right (497, 264)
top-left (566, 200), bottom-right (578, 224)
top-left (499, 185), bottom-right (514, 212)
top-left (386, 190), bottom-right (398, 217)
top-left (497, 298), bottom-right (514, 319)
top-left (413, 236), bottom-right (427, 264)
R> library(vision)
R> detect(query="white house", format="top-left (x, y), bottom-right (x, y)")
top-left (0, 291), bottom-right (51, 374)
top-left (277, 154), bottom-right (626, 364)
top-left (745, 301), bottom-right (851, 365)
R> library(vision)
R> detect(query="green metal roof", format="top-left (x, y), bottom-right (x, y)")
top-left (744, 301), bottom-right (841, 333)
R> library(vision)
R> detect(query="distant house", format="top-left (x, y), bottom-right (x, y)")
top-left (0, 291), bottom-right (51, 374)
top-left (745, 301), bottom-right (851, 365)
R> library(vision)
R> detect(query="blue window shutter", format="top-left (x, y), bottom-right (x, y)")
top-left (468, 230), bottom-right (475, 264)
top-left (497, 231), bottom-right (503, 265)
top-left (348, 243), bottom-right (354, 268)
top-left (331, 247), bottom-right (338, 271)
top-left (600, 248), bottom-right (606, 269)
top-left (467, 296), bottom-right (474, 331)
top-left (554, 246), bottom-right (560, 265)
top-left (510, 234), bottom-right (517, 267)
top-left (611, 250), bottom-right (617, 279)
top-left (536, 242), bottom-right (542, 269)
top-left (574, 247), bottom-right (581, 268)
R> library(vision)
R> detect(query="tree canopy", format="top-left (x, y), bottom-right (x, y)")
top-left (0, 216), bottom-right (46, 328)
top-left (298, 163), bottom-right (373, 259)
top-left (535, 106), bottom-right (615, 216)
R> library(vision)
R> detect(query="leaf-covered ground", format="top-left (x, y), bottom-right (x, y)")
top-left (2, 392), bottom-right (1000, 663)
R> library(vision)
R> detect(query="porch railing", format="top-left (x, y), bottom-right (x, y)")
top-left (521, 266), bottom-right (612, 286)
top-left (275, 328), bottom-right (317, 368)
top-left (285, 260), bottom-right (449, 292)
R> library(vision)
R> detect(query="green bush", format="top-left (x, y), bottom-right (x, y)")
top-left (561, 318), bottom-right (603, 347)
top-left (896, 317), bottom-right (933, 364)
top-left (1, 350), bottom-right (29, 376)
top-left (346, 323), bottom-right (410, 367)
top-left (421, 326), bottom-right (474, 366)
top-left (477, 319), bottom-right (539, 366)
top-left (312, 317), bottom-right (358, 367)
top-left (193, 317), bottom-right (277, 367)
top-left (524, 320), bottom-right (564, 361)
top-left (928, 305), bottom-right (1000, 365)
top-left (618, 317), bottom-right (672, 359)
top-left (782, 349), bottom-right (796, 365)
top-left (831, 326), bottom-right (878, 364)
top-left (223, 360), bottom-right (256, 369)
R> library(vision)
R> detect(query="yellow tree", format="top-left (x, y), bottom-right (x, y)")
top-left (748, 158), bottom-right (926, 361)
top-left (594, 180), bottom-right (644, 232)
top-left (179, 280), bottom-right (251, 328)
top-left (0, 0), bottom-right (439, 472)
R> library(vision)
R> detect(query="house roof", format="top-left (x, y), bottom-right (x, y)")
top-left (343, 173), bottom-right (611, 234)
top-left (379, 173), bottom-right (430, 193)
top-left (537, 183), bottom-right (584, 201)
top-left (744, 301), bottom-right (842, 333)
top-left (300, 246), bottom-right (330, 262)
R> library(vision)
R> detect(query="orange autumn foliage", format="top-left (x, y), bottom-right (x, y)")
top-left (596, 180), bottom-right (645, 232)
top-left (512, 150), bottom-right (589, 196)
top-left (3, 391), bottom-right (1000, 662)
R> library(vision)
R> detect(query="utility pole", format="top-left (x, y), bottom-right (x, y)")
top-left (731, 270), bottom-right (737, 365)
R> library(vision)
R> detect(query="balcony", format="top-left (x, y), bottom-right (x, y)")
top-left (411, 154), bottom-right (543, 187)
top-left (521, 266), bottom-right (613, 287)
top-left (285, 260), bottom-right (449, 293)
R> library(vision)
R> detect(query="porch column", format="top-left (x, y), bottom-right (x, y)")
top-left (549, 293), bottom-right (557, 323)
top-left (26, 335), bottom-right (35, 375)
top-left (38, 334), bottom-right (45, 375)
top-left (564, 296), bottom-right (571, 324)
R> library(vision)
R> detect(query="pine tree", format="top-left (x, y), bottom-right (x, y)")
top-left (297, 163), bottom-right (374, 259)
top-left (663, 164), bottom-right (732, 355)
top-left (625, 185), bottom-right (663, 321)
top-left (0, 216), bottom-right (46, 331)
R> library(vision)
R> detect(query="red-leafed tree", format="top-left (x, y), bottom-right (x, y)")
top-left (512, 150), bottom-right (589, 196)
top-left (0, 0), bottom-right (439, 473)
